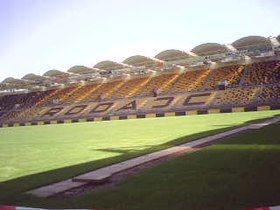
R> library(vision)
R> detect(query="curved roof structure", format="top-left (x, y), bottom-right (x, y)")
top-left (231, 36), bottom-right (272, 51)
top-left (2, 77), bottom-right (18, 84)
top-left (22, 73), bottom-right (45, 81)
top-left (67, 65), bottom-right (97, 74)
top-left (43, 69), bottom-right (68, 77)
top-left (277, 35), bottom-right (280, 43)
top-left (1, 34), bottom-right (278, 90)
top-left (191, 43), bottom-right (229, 56)
top-left (155, 49), bottom-right (193, 61)
top-left (94, 60), bottom-right (127, 71)
top-left (123, 55), bottom-right (160, 66)
top-left (2, 77), bottom-right (27, 85)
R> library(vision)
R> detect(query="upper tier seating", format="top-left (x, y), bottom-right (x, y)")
top-left (242, 61), bottom-right (280, 86)
top-left (137, 73), bottom-right (180, 97)
top-left (22, 90), bottom-right (56, 108)
top-left (39, 86), bottom-right (76, 106)
top-left (110, 77), bottom-right (150, 99)
top-left (170, 69), bottom-right (210, 93)
top-left (82, 80), bottom-right (122, 102)
top-left (1, 59), bottom-right (280, 125)
top-left (203, 65), bottom-right (245, 90)
top-left (0, 90), bottom-right (55, 121)
top-left (61, 84), bottom-right (99, 103)
top-left (0, 94), bottom-right (27, 111)
top-left (0, 90), bottom-right (53, 111)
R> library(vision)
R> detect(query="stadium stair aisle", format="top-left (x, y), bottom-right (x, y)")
top-left (126, 76), bottom-right (153, 98)
top-left (77, 83), bottom-right (103, 102)
top-left (110, 77), bottom-right (150, 99)
top-left (81, 80), bottom-right (122, 102)
top-left (170, 69), bottom-right (211, 93)
top-left (60, 85), bottom-right (85, 103)
top-left (157, 73), bottom-right (181, 94)
top-left (34, 89), bottom-right (58, 107)
top-left (137, 73), bottom-right (178, 97)
top-left (103, 80), bottom-right (126, 100)
top-left (238, 64), bottom-right (250, 85)
top-left (36, 86), bottom-right (76, 106)
top-left (202, 65), bottom-right (245, 90)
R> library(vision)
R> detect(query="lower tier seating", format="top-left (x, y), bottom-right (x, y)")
top-left (257, 85), bottom-right (280, 105)
top-left (1, 60), bottom-right (280, 124)
top-left (0, 90), bottom-right (55, 111)
top-left (242, 61), bottom-right (280, 86)
top-left (2, 84), bottom-right (280, 124)
top-left (211, 87), bottom-right (259, 107)
top-left (0, 94), bottom-right (28, 111)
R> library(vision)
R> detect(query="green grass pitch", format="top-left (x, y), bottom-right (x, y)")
top-left (67, 122), bottom-right (280, 210)
top-left (0, 110), bottom-right (279, 208)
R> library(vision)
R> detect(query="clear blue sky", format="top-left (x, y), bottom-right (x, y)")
top-left (0, 0), bottom-right (279, 81)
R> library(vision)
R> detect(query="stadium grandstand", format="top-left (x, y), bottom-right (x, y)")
top-left (2, 0), bottom-right (280, 208)
top-left (0, 35), bottom-right (279, 126)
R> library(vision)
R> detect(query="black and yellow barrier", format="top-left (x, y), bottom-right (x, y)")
top-left (0, 105), bottom-right (277, 128)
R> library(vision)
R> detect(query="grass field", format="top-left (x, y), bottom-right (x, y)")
top-left (51, 123), bottom-right (279, 210)
top-left (0, 110), bottom-right (279, 207)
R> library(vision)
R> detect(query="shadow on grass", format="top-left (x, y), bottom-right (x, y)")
top-left (211, 113), bottom-right (280, 127)
top-left (0, 114), bottom-right (279, 205)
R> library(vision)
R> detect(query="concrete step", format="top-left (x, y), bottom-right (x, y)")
top-left (27, 117), bottom-right (280, 197)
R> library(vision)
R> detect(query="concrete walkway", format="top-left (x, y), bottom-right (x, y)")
top-left (27, 117), bottom-right (280, 197)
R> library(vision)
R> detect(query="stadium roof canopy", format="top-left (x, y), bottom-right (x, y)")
top-left (43, 69), bottom-right (69, 77)
top-left (2, 77), bottom-right (22, 84)
top-left (2, 77), bottom-right (28, 87)
top-left (155, 49), bottom-right (193, 61)
top-left (67, 65), bottom-right (98, 74)
top-left (231, 36), bottom-right (272, 51)
top-left (94, 60), bottom-right (128, 71)
top-left (22, 73), bottom-right (46, 81)
top-left (191, 43), bottom-right (229, 56)
top-left (123, 55), bottom-right (160, 67)
top-left (277, 35), bottom-right (280, 43)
